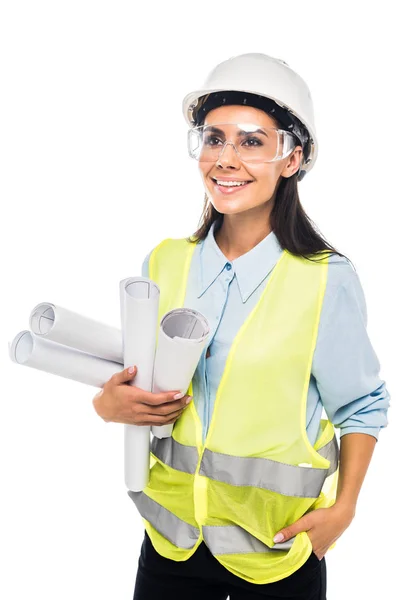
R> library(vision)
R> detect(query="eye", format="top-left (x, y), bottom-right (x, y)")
top-left (242, 136), bottom-right (263, 147)
top-left (203, 134), bottom-right (223, 147)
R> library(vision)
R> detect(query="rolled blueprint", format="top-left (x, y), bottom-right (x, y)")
top-left (9, 330), bottom-right (123, 387)
top-left (29, 302), bottom-right (123, 364)
top-left (151, 308), bottom-right (211, 439)
top-left (120, 277), bottom-right (160, 492)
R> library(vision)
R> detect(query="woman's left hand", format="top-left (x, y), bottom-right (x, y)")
top-left (272, 505), bottom-right (355, 560)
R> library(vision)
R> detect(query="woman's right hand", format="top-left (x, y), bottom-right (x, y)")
top-left (92, 366), bottom-right (192, 426)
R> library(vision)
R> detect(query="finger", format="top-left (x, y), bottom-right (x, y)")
top-left (143, 406), bottom-right (185, 424)
top-left (273, 516), bottom-right (310, 544)
top-left (139, 389), bottom-right (189, 406)
top-left (110, 365), bottom-right (138, 386)
top-left (152, 399), bottom-right (192, 417)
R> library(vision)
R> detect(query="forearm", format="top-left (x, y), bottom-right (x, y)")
top-left (334, 432), bottom-right (377, 515)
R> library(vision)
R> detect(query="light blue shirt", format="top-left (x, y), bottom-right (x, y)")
top-left (142, 222), bottom-right (390, 446)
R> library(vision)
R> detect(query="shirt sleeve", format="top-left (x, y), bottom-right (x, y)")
top-left (311, 262), bottom-right (390, 442)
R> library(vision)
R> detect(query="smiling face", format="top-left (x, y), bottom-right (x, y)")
top-left (198, 104), bottom-right (303, 217)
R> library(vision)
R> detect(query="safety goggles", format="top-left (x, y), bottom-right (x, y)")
top-left (187, 122), bottom-right (299, 164)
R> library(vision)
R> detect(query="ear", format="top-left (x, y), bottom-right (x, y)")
top-left (281, 147), bottom-right (303, 179)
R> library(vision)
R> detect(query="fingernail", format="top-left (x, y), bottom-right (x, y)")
top-left (174, 392), bottom-right (184, 399)
top-left (273, 533), bottom-right (284, 543)
top-left (128, 366), bottom-right (136, 373)
top-left (185, 396), bottom-right (193, 404)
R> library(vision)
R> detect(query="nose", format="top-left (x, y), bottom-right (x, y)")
top-left (216, 141), bottom-right (241, 168)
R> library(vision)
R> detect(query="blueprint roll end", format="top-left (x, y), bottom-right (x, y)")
top-left (9, 330), bottom-right (33, 364)
top-left (29, 302), bottom-right (56, 335)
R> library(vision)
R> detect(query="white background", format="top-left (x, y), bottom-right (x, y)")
top-left (1, 1), bottom-right (398, 598)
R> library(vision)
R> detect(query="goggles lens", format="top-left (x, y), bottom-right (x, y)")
top-left (188, 123), bottom-right (297, 163)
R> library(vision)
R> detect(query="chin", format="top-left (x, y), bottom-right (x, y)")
top-left (210, 198), bottom-right (249, 213)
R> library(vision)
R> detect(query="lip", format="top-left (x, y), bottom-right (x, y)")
top-left (211, 176), bottom-right (253, 182)
top-left (211, 176), bottom-right (253, 195)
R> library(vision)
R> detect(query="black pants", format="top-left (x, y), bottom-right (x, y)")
top-left (133, 530), bottom-right (327, 600)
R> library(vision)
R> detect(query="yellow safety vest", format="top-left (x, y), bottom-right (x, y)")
top-left (128, 237), bottom-right (340, 584)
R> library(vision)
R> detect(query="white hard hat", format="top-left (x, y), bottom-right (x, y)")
top-left (182, 53), bottom-right (318, 180)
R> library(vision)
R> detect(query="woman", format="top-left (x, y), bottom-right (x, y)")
top-left (93, 53), bottom-right (390, 599)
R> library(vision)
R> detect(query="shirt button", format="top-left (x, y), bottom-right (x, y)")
top-left (226, 263), bottom-right (232, 270)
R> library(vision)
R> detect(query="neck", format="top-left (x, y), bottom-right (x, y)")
top-left (214, 207), bottom-right (273, 261)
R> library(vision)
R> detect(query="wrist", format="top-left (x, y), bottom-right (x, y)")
top-left (331, 500), bottom-right (356, 520)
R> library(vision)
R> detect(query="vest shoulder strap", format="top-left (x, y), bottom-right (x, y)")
top-left (149, 238), bottom-right (196, 319)
top-left (149, 237), bottom-right (195, 281)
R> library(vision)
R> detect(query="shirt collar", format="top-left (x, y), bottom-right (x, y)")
top-left (198, 221), bottom-right (284, 303)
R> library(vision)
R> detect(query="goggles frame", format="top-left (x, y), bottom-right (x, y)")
top-left (187, 123), bottom-right (300, 164)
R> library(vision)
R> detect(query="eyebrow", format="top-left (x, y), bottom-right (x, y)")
top-left (205, 126), bottom-right (268, 137)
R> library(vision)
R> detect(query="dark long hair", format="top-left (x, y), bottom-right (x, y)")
top-left (184, 113), bottom-right (354, 269)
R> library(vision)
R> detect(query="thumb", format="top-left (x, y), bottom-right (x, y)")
top-left (110, 365), bottom-right (138, 386)
top-left (273, 515), bottom-right (310, 544)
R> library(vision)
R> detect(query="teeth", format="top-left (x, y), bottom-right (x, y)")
top-left (215, 180), bottom-right (249, 187)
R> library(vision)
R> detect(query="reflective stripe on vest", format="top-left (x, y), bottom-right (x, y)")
top-left (150, 433), bottom-right (339, 499)
top-left (128, 489), bottom-right (295, 552)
